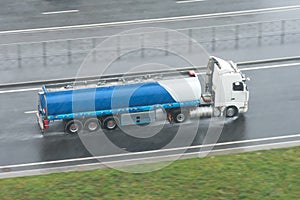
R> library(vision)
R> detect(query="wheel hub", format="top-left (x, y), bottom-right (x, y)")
top-left (176, 113), bottom-right (185, 123)
top-left (70, 124), bottom-right (79, 132)
top-left (88, 122), bottom-right (98, 131)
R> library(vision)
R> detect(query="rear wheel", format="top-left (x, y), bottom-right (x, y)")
top-left (103, 116), bottom-right (118, 130)
top-left (84, 118), bottom-right (101, 132)
top-left (226, 106), bottom-right (238, 117)
top-left (65, 120), bottom-right (83, 134)
top-left (171, 110), bottom-right (189, 123)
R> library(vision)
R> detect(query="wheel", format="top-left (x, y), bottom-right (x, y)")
top-left (84, 118), bottom-right (101, 132)
top-left (171, 110), bottom-right (188, 123)
top-left (65, 119), bottom-right (83, 134)
top-left (226, 106), bottom-right (238, 117)
top-left (103, 116), bottom-right (118, 130)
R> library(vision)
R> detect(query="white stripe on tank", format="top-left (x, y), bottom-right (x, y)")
top-left (158, 77), bottom-right (201, 102)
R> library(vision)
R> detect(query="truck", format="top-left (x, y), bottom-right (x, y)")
top-left (36, 57), bottom-right (249, 134)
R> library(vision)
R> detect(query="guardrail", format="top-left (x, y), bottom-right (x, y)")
top-left (1, 55), bottom-right (300, 89)
top-left (0, 18), bottom-right (300, 69)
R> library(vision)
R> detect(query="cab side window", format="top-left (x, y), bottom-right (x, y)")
top-left (233, 82), bottom-right (244, 91)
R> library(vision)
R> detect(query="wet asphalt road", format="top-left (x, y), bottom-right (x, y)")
top-left (0, 0), bottom-right (300, 172)
top-left (0, 0), bottom-right (299, 31)
top-left (1, 0), bottom-right (300, 43)
top-left (1, 62), bottom-right (300, 167)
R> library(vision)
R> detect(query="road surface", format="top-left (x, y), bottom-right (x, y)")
top-left (0, 0), bottom-right (300, 176)
top-left (0, 60), bottom-right (300, 176)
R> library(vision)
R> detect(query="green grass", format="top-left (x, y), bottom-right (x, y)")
top-left (0, 146), bottom-right (300, 200)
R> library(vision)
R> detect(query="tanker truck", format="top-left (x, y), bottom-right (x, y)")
top-left (36, 57), bottom-right (249, 134)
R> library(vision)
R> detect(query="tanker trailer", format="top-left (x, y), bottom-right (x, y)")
top-left (36, 57), bottom-right (249, 134)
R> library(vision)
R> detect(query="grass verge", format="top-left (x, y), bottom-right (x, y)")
top-left (0, 146), bottom-right (299, 200)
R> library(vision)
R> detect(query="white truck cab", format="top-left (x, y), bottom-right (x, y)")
top-left (204, 57), bottom-right (249, 117)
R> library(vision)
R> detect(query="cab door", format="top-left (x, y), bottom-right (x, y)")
top-left (231, 81), bottom-right (246, 104)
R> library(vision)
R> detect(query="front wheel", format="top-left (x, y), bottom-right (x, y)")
top-left (65, 120), bottom-right (83, 134)
top-left (226, 106), bottom-right (238, 118)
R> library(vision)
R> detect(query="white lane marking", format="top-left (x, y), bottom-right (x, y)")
top-left (72, 139), bottom-right (300, 165)
top-left (1, 133), bottom-right (300, 169)
top-left (176, 0), bottom-right (206, 3)
top-left (1, 139), bottom-right (300, 178)
top-left (42, 10), bottom-right (79, 15)
top-left (0, 88), bottom-right (39, 94)
top-left (241, 62), bottom-right (300, 71)
top-left (1, 5), bottom-right (300, 34)
top-left (24, 110), bottom-right (37, 114)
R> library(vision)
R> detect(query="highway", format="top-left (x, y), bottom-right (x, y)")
top-left (1, 0), bottom-right (300, 31)
top-left (0, 0), bottom-right (300, 177)
top-left (1, 0), bottom-right (300, 43)
top-left (1, 60), bottom-right (300, 176)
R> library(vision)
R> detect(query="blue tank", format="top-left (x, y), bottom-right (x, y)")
top-left (38, 75), bottom-right (202, 121)
top-left (42, 82), bottom-right (176, 116)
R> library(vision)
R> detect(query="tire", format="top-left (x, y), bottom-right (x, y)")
top-left (84, 118), bottom-right (101, 132)
top-left (65, 119), bottom-right (83, 134)
top-left (103, 116), bottom-right (118, 130)
top-left (226, 106), bottom-right (238, 118)
top-left (172, 110), bottom-right (188, 123)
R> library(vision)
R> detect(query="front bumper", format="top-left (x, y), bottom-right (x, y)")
top-left (239, 104), bottom-right (248, 113)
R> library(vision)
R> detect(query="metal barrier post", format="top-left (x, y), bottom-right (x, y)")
top-left (140, 33), bottom-right (144, 58)
top-left (42, 42), bottom-right (47, 66)
top-left (17, 44), bottom-right (22, 68)
top-left (258, 23), bottom-right (262, 46)
top-left (235, 25), bottom-right (239, 49)
top-left (67, 40), bottom-right (72, 64)
top-left (188, 29), bottom-right (192, 53)
top-left (212, 27), bottom-right (216, 52)
top-left (116, 36), bottom-right (121, 59)
top-left (92, 38), bottom-right (97, 62)
top-left (281, 20), bottom-right (286, 44)
top-left (165, 31), bottom-right (169, 56)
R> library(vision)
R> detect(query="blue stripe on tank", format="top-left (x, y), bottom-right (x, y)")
top-left (45, 82), bottom-right (177, 116)
top-left (47, 100), bottom-right (200, 121)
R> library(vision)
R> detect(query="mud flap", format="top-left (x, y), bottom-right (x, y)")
top-left (36, 112), bottom-right (45, 133)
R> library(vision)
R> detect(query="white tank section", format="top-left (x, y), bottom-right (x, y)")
top-left (158, 77), bottom-right (201, 102)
